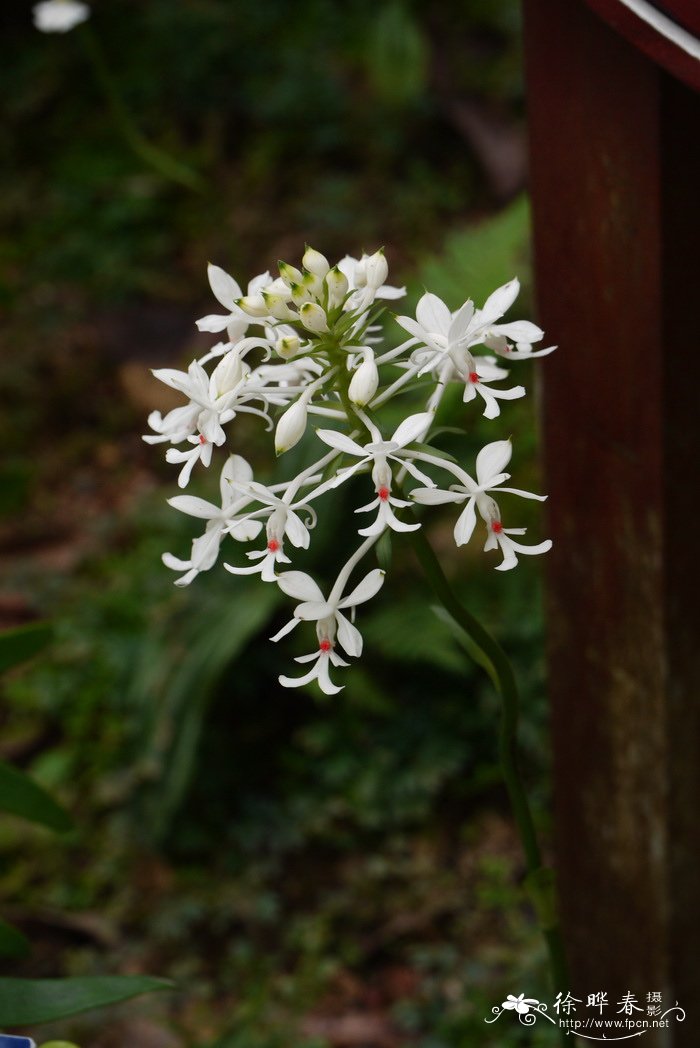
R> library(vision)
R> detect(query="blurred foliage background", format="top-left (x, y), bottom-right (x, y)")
top-left (0, 2), bottom-right (560, 1045)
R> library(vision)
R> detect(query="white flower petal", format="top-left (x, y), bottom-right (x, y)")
top-left (336, 611), bottom-right (363, 658)
top-left (339, 568), bottom-right (385, 608)
top-left (276, 571), bottom-right (325, 603)
top-left (391, 412), bottom-right (432, 448)
top-left (167, 495), bottom-right (219, 519)
top-left (284, 509), bottom-right (310, 549)
top-left (315, 429), bottom-right (366, 456)
top-left (196, 313), bottom-right (233, 333)
top-left (448, 299), bottom-right (475, 343)
top-left (270, 617), bottom-right (300, 643)
top-left (495, 319), bottom-right (543, 343)
top-left (162, 553), bottom-right (191, 571)
top-left (416, 292), bottom-right (451, 335)
top-left (411, 487), bottom-right (464, 506)
top-left (296, 600), bottom-right (333, 620)
top-left (208, 263), bottom-right (242, 310)
top-left (476, 440), bottom-right (512, 486)
top-left (481, 278), bottom-right (520, 324)
top-left (227, 519), bottom-right (264, 541)
top-left (454, 498), bottom-right (477, 547)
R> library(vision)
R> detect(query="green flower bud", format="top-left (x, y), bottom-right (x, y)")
top-left (302, 246), bottom-right (330, 278)
top-left (278, 261), bottom-right (304, 287)
top-left (299, 302), bottom-right (329, 334)
top-left (326, 265), bottom-right (349, 309)
top-left (277, 334), bottom-right (302, 359)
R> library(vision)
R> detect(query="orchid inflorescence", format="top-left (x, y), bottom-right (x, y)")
top-left (145, 247), bottom-right (555, 694)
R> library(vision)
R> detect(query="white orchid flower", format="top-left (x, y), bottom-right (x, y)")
top-left (148, 347), bottom-right (274, 485)
top-left (469, 279), bottom-right (554, 359)
top-left (482, 505), bottom-right (552, 572)
top-left (412, 439), bottom-right (547, 548)
top-left (223, 481), bottom-right (317, 582)
top-left (196, 264), bottom-right (271, 335)
top-left (162, 456), bottom-right (262, 586)
top-left (273, 564), bottom-right (385, 695)
top-left (396, 292), bottom-right (526, 418)
top-left (337, 253), bottom-right (406, 310)
top-left (315, 413), bottom-right (435, 535)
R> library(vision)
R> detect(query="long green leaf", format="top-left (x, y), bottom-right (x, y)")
top-left (0, 761), bottom-right (72, 832)
top-left (0, 975), bottom-right (173, 1026)
top-left (0, 917), bottom-right (29, 958)
top-left (136, 581), bottom-right (282, 839)
top-left (0, 623), bottom-right (52, 675)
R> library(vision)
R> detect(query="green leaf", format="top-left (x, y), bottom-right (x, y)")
top-left (433, 606), bottom-right (500, 690)
top-left (524, 866), bottom-right (559, 931)
top-left (0, 975), bottom-right (173, 1026)
top-left (0, 622), bottom-right (52, 675)
top-left (135, 582), bottom-right (282, 839)
top-left (366, 3), bottom-right (428, 106)
top-left (375, 529), bottom-right (392, 571)
top-left (0, 760), bottom-right (72, 832)
top-left (418, 196), bottom-right (531, 310)
top-left (0, 917), bottom-right (30, 958)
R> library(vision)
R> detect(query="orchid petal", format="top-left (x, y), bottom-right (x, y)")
top-left (277, 571), bottom-right (325, 603)
top-left (454, 498), bottom-right (477, 546)
top-left (338, 568), bottom-right (386, 608)
top-left (392, 412), bottom-right (432, 448)
top-left (416, 292), bottom-right (451, 335)
top-left (476, 440), bottom-right (512, 485)
top-left (336, 611), bottom-right (363, 657)
top-left (208, 263), bottom-right (242, 310)
top-left (315, 429), bottom-right (366, 457)
top-left (167, 495), bottom-right (220, 519)
top-left (481, 278), bottom-right (520, 324)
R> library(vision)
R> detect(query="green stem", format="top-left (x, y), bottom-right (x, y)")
top-left (405, 515), bottom-right (569, 1017)
top-left (78, 26), bottom-right (204, 193)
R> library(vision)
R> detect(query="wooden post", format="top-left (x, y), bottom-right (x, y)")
top-left (523, 0), bottom-right (700, 1038)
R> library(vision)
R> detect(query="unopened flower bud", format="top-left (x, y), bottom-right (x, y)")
top-left (265, 277), bottom-right (293, 299)
top-left (263, 292), bottom-right (295, 320)
top-left (364, 248), bottom-right (388, 290)
top-left (348, 351), bottom-right (379, 406)
top-left (326, 266), bottom-right (349, 309)
top-left (299, 302), bottom-right (329, 334)
top-left (277, 334), bottom-right (302, 359)
top-left (278, 261), bottom-right (304, 287)
top-left (291, 281), bottom-right (312, 306)
top-left (302, 246), bottom-right (330, 278)
top-left (302, 269), bottom-right (324, 299)
top-left (236, 294), bottom-right (268, 317)
top-left (275, 395), bottom-right (309, 454)
top-left (212, 349), bottom-right (247, 397)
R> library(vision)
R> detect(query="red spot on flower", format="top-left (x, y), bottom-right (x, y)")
top-left (378, 486), bottom-right (390, 501)
top-left (491, 521), bottom-right (503, 533)
top-left (199, 434), bottom-right (207, 445)
top-left (319, 639), bottom-right (332, 652)
top-left (469, 372), bottom-right (479, 384)
top-left (267, 539), bottom-right (280, 552)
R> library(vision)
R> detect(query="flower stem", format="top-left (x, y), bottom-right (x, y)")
top-left (405, 513), bottom-right (569, 1018)
top-left (77, 26), bottom-right (205, 193)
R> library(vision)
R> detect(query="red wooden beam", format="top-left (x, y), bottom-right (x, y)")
top-left (584, 0), bottom-right (700, 90)
top-left (523, 0), bottom-right (700, 1037)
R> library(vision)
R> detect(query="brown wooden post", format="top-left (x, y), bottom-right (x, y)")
top-left (523, 0), bottom-right (700, 1039)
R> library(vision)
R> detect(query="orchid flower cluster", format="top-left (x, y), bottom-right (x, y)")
top-left (145, 247), bottom-right (555, 695)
